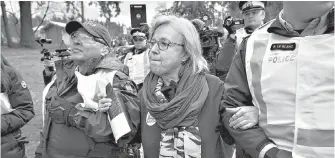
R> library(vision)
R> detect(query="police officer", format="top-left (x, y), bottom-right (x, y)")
top-left (222, 1), bottom-right (334, 158)
top-left (216, 1), bottom-right (266, 81)
top-left (121, 23), bottom-right (150, 90)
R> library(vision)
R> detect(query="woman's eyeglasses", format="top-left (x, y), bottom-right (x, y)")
top-left (148, 39), bottom-right (184, 51)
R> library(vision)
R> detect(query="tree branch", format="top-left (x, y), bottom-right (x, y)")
top-left (34, 1), bottom-right (50, 33)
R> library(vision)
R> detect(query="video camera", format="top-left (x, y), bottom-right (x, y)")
top-left (35, 37), bottom-right (70, 71)
top-left (198, 27), bottom-right (224, 74)
top-left (223, 16), bottom-right (244, 27)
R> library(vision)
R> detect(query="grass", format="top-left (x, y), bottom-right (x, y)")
top-left (1, 45), bottom-right (59, 158)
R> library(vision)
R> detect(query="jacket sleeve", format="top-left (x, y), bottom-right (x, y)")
top-left (1, 67), bottom-right (35, 135)
top-left (215, 36), bottom-right (237, 81)
top-left (219, 37), bottom-right (279, 158)
top-left (70, 73), bottom-right (140, 144)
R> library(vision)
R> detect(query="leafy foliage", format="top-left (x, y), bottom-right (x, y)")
top-left (88, 1), bottom-right (121, 22)
top-left (157, 1), bottom-right (283, 26)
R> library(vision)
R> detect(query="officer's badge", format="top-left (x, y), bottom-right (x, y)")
top-left (21, 81), bottom-right (27, 88)
top-left (245, 1), bottom-right (253, 8)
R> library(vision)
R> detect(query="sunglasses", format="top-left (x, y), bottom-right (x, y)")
top-left (70, 31), bottom-right (106, 46)
top-left (133, 36), bottom-right (146, 42)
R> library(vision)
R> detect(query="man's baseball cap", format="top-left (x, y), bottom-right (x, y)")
top-left (65, 20), bottom-right (112, 47)
top-left (238, 1), bottom-right (266, 13)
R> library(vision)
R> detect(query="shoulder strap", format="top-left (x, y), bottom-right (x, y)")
top-left (124, 52), bottom-right (133, 65)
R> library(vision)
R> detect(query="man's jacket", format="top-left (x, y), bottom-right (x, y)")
top-left (36, 55), bottom-right (140, 158)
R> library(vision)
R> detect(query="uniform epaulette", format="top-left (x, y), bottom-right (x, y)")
top-left (258, 19), bottom-right (276, 30)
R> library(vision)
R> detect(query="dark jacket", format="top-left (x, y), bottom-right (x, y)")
top-left (215, 36), bottom-right (238, 81)
top-left (35, 56), bottom-right (140, 158)
top-left (1, 63), bottom-right (35, 158)
top-left (221, 8), bottom-right (334, 158)
top-left (140, 74), bottom-right (234, 158)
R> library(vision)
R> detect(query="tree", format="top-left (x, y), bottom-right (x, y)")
top-left (160, 1), bottom-right (283, 26)
top-left (88, 1), bottom-right (121, 22)
top-left (1, 1), bottom-right (14, 47)
top-left (34, 1), bottom-right (50, 33)
top-left (19, 1), bottom-right (38, 48)
top-left (157, 1), bottom-right (227, 26)
top-left (65, 1), bottom-right (82, 21)
top-left (81, 1), bottom-right (84, 22)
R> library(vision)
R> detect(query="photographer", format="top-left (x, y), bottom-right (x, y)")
top-left (216, 1), bottom-right (266, 81)
top-left (191, 19), bottom-right (224, 75)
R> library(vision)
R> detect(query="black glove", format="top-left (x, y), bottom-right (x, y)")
top-left (48, 96), bottom-right (79, 126)
top-left (223, 16), bottom-right (235, 35)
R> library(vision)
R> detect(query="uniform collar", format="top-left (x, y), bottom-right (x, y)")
top-left (268, 8), bottom-right (334, 37)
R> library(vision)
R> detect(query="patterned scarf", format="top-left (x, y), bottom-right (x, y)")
top-left (142, 63), bottom-right (209, 129)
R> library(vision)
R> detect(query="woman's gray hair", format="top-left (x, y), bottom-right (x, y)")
top-left (149, 15), bottom-right (209, 74)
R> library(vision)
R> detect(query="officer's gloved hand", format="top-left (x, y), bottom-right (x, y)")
top-left (223, 16), bottom-right (236, 35)
top-left (264, 147), bottom-right (283, 158)
top-left (48, 96), bottom-right (79, 126)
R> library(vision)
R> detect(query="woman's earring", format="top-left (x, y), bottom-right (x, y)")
top-left (181, 58), bottom-right (189, 65)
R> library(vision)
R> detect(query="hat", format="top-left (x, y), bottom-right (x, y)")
top-left (130, 23), bottom-right (149, 38)
top-left (65, 20), bottom-right (112, 47)
top-left (238, 1), bottom-right (266, 13)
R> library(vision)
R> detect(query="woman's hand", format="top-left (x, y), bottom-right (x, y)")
top-left (226, 106), bottom-right (259, 130)
top-left (97, 93), bottom-right (112, 112)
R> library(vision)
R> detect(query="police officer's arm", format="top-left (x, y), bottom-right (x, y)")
top-left (215, 36), bottom-right (237, 81)
top-left (1, 67), bottom-right (35, 135)
top-left (69, 75), bottom-right (140, 144)
top-left (219, 37), bottom-right (279, 158)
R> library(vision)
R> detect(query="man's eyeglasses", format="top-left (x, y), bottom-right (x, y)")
top-left (148, 39), bottom-right (184, 51)
top-left (70, 32), bottom-right (105, 45)
top-left (133, 36), bottom-right (146, 42)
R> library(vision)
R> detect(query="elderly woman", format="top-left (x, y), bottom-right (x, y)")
top-left (139, 15), bottom-right (264, 158)
top-left (35, 20), bottom-right (140, 158)
top-left (1, 55), bottom-right (35, 158)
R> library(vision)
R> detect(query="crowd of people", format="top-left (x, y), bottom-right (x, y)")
top-left (1, 1), bottom-right (334, 158)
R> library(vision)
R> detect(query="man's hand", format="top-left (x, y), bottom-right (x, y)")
top-left (42, 58), bottom-right (56, 74)
top-left (97, 93), bottom-right (112, 112)
top-left (226, 106), bottom-right (259, 130)
top-left (223, 16), bottom-right (238, 35)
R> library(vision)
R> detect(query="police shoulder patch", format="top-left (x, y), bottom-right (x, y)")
top-left (21, 81), bottom-right (27, 88)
